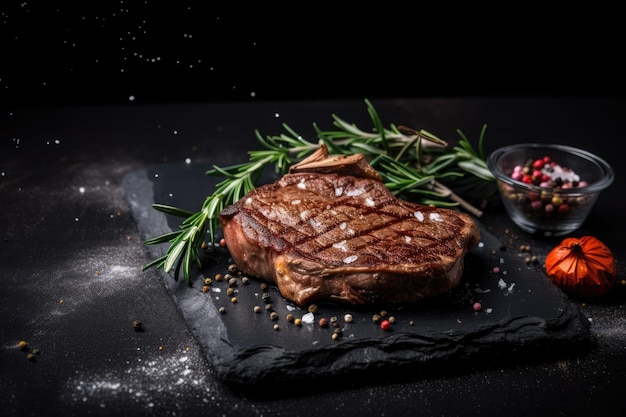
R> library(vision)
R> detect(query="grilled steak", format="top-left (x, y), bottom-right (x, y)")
top-left (219, 147), bottom-right (480, 306)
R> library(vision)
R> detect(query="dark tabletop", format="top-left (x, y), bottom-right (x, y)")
top-left (1, 97), bottom-right (625, 417)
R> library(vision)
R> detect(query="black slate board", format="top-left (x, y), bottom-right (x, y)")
top-left (123, 162), bottom-right (592, 388)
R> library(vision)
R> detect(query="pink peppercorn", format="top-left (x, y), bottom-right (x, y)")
top-left (492, 266), bottom-right (501, 273)
top-left (473, 302), bottom-right (482, 312)
top-left (380, 320), bottom-right (391, 331)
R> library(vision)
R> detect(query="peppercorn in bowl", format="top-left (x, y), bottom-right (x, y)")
top-left (487, 143), bottom-right (614, 236)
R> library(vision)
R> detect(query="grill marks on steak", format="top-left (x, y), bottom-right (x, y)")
top-left (249, 174), bottom-right (459, 266)
top-left (219, 170), bottom-right (480, 306)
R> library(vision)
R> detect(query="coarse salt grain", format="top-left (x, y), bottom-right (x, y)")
top-left (429, 213), bottom-right (444, 222)
top-left (346, 188), bottom-right (364, 197)
top-left (343, 255), bottom-right (358, 264)
top-left (333, 240), bottom-right (348, 252)
top-left (301, 312), bottom-right (315, 324)
top-left (309, 218), bottom-right (321, 228)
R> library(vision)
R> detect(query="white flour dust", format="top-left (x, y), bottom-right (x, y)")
top-left (39, 245), bottom-right (146, 321)
top-left (65, 163), bottom-right (135, 209)
top-left (589, 310), bottom-right (626, 344)
top-left (62, 349), bottom-right (220, 412)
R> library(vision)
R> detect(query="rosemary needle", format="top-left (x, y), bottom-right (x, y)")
top-left (143, 98), bottom-right (495, 284)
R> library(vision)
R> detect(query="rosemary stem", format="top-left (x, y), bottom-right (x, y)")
top-left (288, 144), bottom-right (321, 154)
top-left (431, 180), bottom-right (484, 218)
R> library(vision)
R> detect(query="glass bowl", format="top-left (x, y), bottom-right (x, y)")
top-left (487, 143), bottom-right (614, 236)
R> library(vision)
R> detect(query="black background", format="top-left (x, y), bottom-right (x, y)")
top-left (2, 2), bottom-right (623, 106)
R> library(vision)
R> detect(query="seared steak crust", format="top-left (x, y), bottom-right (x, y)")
top-left (219, 171), bottom-right (480, 306)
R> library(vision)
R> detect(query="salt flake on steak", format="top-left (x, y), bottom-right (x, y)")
top-left (429, 212), bottom-right (444, 222)
top-left (333, 240), bottom-right (349, 252)
top-left (343, 255), bottom-right (359, 264)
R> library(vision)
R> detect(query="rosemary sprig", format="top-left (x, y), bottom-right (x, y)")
top-left (143, 98), bottom-right (495, 284)
top-left (142, 129), bottom-right (319, 284)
